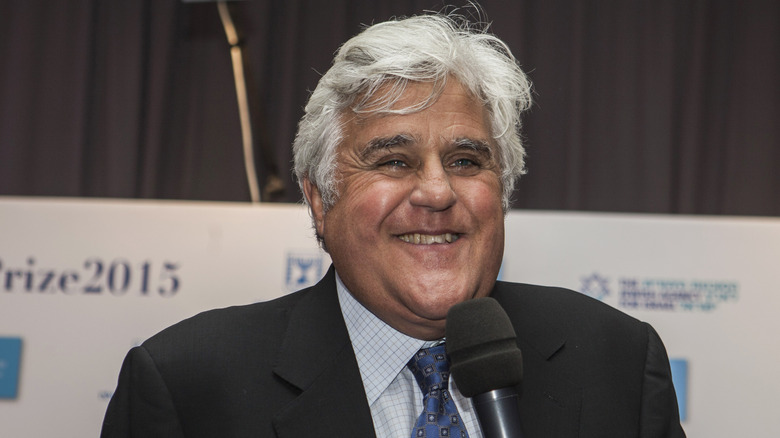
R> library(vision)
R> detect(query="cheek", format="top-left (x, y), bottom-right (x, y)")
top-left (335, 179), bottom-right (411, 235)
top-left (457, 178), bottom-right (504, 218)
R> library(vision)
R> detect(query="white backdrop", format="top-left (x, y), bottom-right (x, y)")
top-left (1, 197), bottom-right (778, 437)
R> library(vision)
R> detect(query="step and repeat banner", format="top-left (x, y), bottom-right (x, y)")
top-left (1, 197), bottom-right (778, 437)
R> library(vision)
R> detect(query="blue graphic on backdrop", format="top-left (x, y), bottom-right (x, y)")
top-left (285, 252), bottom-right (324, 291)
top-left (0, 337), bottom-right (23, 399)
top-left (670, 359), bottom-right (688, 422)
top-left (579, 273), bottom-right (610, 300)
top-left (579, 272), bottom-right (738, 312)
top-left (619, 278), bottom-right (738, 312)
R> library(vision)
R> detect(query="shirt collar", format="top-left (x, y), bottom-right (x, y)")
top-left (335, 273), bottom-right (440, 405)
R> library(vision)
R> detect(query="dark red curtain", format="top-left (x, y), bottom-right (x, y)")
top-left (1, 0), bottom-right (778, 215)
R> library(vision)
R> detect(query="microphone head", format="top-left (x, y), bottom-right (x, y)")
top-left (446, 297), bottom-right (523, 397)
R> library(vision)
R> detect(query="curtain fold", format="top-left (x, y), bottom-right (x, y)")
top-left (1, 0), bottom-right (777, 215)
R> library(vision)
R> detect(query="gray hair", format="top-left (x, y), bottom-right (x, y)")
top-left (293, 12), bottom-right (532, 212)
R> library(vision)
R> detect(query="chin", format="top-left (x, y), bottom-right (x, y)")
top-left (411, 290), bottom-right (473, 319)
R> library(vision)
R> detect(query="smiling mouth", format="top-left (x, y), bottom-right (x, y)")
top-left (397, 233), bottom-right (460, 244)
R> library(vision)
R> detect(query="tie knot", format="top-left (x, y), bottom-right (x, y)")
top-left (407, 344), bottom-right (450, 395)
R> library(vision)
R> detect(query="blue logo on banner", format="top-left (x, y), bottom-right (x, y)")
top-left (579, 273), bottom-right (610, 300)
top-left (578, 271), bottom-right (738, 312)
top-left (0, 337), bottom-right (23, 399)
top-left (669, 359), bottom-right (688, 422)
top-left (285, 252), bottom-right (324, 291)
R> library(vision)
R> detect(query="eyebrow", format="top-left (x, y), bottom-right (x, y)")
top-left (360, 134), bottom-right (416, 159)
top-left (359, 134), bottom-right (494, 160)
top-left (453, 137), bottom-right (493, 158)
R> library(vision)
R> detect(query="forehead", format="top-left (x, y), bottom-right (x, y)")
top-left (344, 80), bottom-right (492, 146)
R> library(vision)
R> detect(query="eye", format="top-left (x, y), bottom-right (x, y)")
top-left (380, 159), bottom-right (408, 168)
top-left (451, 158), bottom-right (478, 168)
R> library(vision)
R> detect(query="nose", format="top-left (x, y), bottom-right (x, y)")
top-left (409, 161), bottom-right (457, 211)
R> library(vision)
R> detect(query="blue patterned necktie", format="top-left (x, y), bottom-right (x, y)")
top-left (407, 344), bottom-right (469, 438)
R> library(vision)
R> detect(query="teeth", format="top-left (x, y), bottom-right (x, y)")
top-left (398, 233), bottom-right (459, 244)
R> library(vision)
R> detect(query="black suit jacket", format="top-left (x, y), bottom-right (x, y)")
top-left (101, 267), bottom-right (685, 437)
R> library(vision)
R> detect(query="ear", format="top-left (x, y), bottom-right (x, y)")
top-left (302, 178), bottom-right (326, 237)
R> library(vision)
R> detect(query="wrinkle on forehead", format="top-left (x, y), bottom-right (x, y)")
top-left (349, 77), bottom-right (484, 119)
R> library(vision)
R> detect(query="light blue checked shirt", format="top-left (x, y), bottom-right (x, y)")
top-left (336, 274), bottom-right (483, 438)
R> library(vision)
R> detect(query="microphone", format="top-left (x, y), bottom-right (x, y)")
top-left (446, 297), bottom-right (525, 438)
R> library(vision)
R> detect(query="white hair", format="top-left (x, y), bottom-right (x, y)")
top-left (293, 12), bottom-right (532, 212)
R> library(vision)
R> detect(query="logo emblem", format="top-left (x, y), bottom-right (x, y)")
top-left (579, 273), bottom-right (610, 301)
top-left (285, 252), bottom-right (324, 291)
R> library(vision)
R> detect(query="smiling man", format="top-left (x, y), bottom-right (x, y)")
top-left (304, 79), bottom-right (505, 341)
top-left (102, 11), bottom-right (685, 438)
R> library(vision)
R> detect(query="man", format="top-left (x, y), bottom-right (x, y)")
top-left (102, 12), bottom-right (685, 438)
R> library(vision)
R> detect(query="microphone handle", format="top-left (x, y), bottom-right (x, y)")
top-left (472, 387), bottom-right (525, 438)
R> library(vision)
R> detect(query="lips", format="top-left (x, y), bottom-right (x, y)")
top-left (397, 233), bottom-right (459, 244)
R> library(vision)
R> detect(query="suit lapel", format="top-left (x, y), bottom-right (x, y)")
top-left (271, 268), bottom-right (376, 437)
top-left (269, 274), bottom-right (583, 436)
top-left (492, 284), bottom-right (582, 437)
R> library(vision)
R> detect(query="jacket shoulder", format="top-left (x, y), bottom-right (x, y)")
top-left (492, 281), bottom-right (650, 367)
top-left (493, 281), bottom-right (642, 331)
top-left (138, 287), bottom-right (314, 375)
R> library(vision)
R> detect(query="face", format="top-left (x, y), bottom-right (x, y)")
top-left (304, 80), bottom-right (505, 340)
